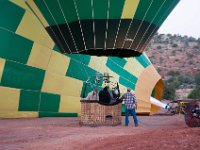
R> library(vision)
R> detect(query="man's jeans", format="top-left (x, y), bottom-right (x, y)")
top-left (125, 108), bottom-right (138, 126)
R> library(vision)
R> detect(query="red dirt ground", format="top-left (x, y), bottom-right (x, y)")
top-left (0, 115), bottom-right (199, 150)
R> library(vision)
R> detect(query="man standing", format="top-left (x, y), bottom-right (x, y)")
top-left (121, 88), bottom-right (138, 127)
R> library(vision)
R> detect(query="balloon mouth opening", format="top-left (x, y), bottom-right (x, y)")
top-left (68, 48), bottom-right (142, 57)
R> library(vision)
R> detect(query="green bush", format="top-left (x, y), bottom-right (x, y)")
top-left (188, 86), bottom-right (200, 99)
top-left (188, 72), bottom-right (200, 99)
top-left (163, 82), bottom-right (176, 100)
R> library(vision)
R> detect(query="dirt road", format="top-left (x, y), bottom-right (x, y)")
top-left (0, 115), bottom-right (199, 150)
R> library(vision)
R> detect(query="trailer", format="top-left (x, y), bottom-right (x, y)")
top-left (168, 99), bottom-right (200, 127)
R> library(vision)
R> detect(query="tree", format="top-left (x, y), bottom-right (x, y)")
top-left (188, 86), bottom-right (200, 99)
top-left (175, 59), bottom-right (179, 62)
top-left (164, 72), bottom-right (195, 100)
top-left (184, 41), bottom-right (189, 48)
top-left (178, 74), bottom-right (194, 84)
top-left (163, 82), bottom-right (176, 100)
top-left (159, 57), bottom-right (163, 63)
top-left (157, 45), bottom-right (162, 49)
top-left (168, 71), bottom-right (180, 76)
top-left (195, 72), bottom-right (200, 85)
top-left (157, 68), bottom-right (161, 72)
top-left (186, 52), bottom-right (193, 58)
top-left (187, 72), bottom-right (200, 99)
top-left (188, 37), bottom-right (196, 42)
top-left (167, 34), bottom-right (172, 37)
top-left (193, 45), bottom-right (199, 49)
top-left (188, 60), bottom-right (193, 65)
top-left (172, 50), bottom-right (176, 55)
top-left (172, 43), bottom-right (178, 48)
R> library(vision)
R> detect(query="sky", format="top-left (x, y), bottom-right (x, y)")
top-left (158, 0), bottom-right (200, 39)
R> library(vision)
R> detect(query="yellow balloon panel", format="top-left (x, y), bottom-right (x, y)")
top-left (42, 71), bottom-right (83, 97)
top-left (88, 56), bottom-right (108, 74)
top-left (124, 58), bottom-right (144, 78)
top-left (0, 86), bottom-right (20, 112)
top-left (121, 0), bottom-right (140, 19)
top-left (59, 95), bottom-right (81, 115)
top-left (47, 51), bottom-right (70, 76)
top-left (0, 58), bottom-right (6, 82)
top-left (25, 0), bottom-right (49, 27)
top-left (0, 111), bottom-right (38, 118)
top-left (27, 42), bottom-right (52, 70)
top-left (16, 11), bottom-right (54, 49)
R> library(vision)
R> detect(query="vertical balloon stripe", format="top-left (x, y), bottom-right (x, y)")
top-left (121, 0), bottom-right (140, 19)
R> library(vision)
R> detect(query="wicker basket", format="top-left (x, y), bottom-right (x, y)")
top-left (80, 100), bottom-right (122, 126)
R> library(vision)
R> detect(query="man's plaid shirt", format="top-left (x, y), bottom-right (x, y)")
top-left (122, 92), bottom-right (136, 109)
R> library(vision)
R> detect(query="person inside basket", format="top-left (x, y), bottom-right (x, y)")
top-left (81, 86), bottom-right (99, 101)
top-left (99, 82), bottom-right (113, 104)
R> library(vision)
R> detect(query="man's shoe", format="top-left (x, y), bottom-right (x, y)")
top-left (135, 124), bottom-right (139, 127)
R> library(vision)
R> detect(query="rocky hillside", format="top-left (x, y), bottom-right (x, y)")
top-left (145, 33), bottom-right (200, 79)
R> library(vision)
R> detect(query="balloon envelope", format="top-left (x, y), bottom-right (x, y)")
top-left (26, 0), bottom-right (180, 56)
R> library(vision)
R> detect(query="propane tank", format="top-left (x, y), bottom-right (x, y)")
top-left (150, 97), bottom-right (171, 110)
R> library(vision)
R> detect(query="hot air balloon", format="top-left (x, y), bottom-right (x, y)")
top-left (0, 0), bottom-right (179, 118)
